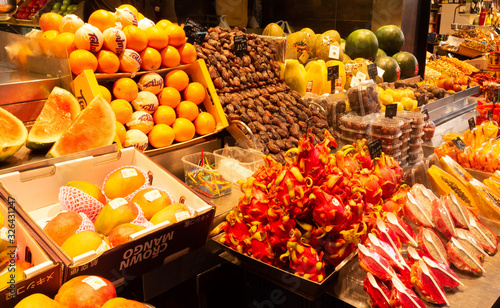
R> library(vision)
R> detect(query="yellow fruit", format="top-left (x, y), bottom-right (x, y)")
top-left (43, 210), bottom-right (83, 246)
top-left (65, 180), bottom-right (106, 204)
top-left (150, 203), bottom-right (191, 225)
top-left (14, 293), bottom-right (60, 308)
top-left (131, 187), bottom-right (172, 219)
top-left (99, 85), bottom-right (112, 103)
top-left (110, 99), bottom-right (133, 124)
top-left (396, 102), bottom-right (404, 111)
top-left (304, 61), bottom-right (324, 95)
top-left (378, 91), bottom-right (394, 106)
top-left (103, 166), bottom-right (147, 200)
top-left (61, 230), bottom-right (110, 259)
top-left (94, 198), bottom-right (139, 236)
top-left (325, 60), bottom-right (346, 91)
top-left (402, 88), bottom-right (415, 99)
top-left (400, 97), bottom-right (414, 111)
top-left (284, 60), bottom-right (306, 96)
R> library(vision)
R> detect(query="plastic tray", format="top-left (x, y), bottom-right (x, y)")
top-left (368, 131), bottom-right (403, 146)
top-left (339, 114), bottom-right (371, 131)
top-left (341, 125), bottom-right (367, 139)
top-left (213, 147), bottom-right (264, 184)
top-left (370, 117), bottom-right (404, 135)
top-left (408, 148), bottom-right (424, 161)
top-left (396, 110), bottom-right (426, 125)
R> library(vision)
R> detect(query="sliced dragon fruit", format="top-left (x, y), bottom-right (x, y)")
top-left (406, 246), bottom-right (425, 266)
top-left (386, 212), bottom-right (418, 247)
top-left (468, 216), bottom-right (498, 255)
top-left (432, 196), bottom-right (457, 239)
top-left (404, 192), bottom-right (434, 228)
top-left (363, 273), bottom-right (392, 308)
top-left (408, 184), bottom-right (436, 226)
top-left (411, 259), bottom-right (449, 306)
top-left (417, 227), bottom-right (449, 267)
top-left (446, 237), bottom-right (484, 276)
top-left (422, 256), bottom-right (463, 290)
top-left (390, 276), bottom-right (426, 308)
top-left (443, 193), bottom-right (469, 229)
top-left (455, 228), bottom-right (486, 262)
top-left (375, 218), bottom-right (402, 253)
top-left (358, 244), bottom-right (396, 281)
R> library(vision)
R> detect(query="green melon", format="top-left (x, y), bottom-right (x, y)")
top-left (345, 29), bottom-right (379, 61)
top-left (393, 51), bottom-right (419, 79)
top-left (375, 25), bottom-right (405, 56)
top-left (27, 87), bottom-right (81, 152)
top-left (0, 108), bottom-right (27, 161)
top-left (375, 48), bottom-right (387, 61)
top-left (375, 56), bottom-right (400, 83)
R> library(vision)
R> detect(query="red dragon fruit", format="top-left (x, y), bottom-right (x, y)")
top-left (273, 166), bottom-right (313, 220)
top-left (390, 276), bottom-right (426, 308)
top-left (265, 205), bottom-right (295, 253)
top-left (321, 166), bottom-right (352, 202)
top-left (238, 176), bottom-right (271, 225)
top-left (411, 259), bottom-right (449, 305)
top-left (311, 186), bottom-right (348, 233)
top-left (210, 208), bottom-right (251, 254)
top-left (354, 138), bottom-right (374, 169)
top-left (358, 244), bottom-right (396, 281)
top-left (373, 153), bottom-right (399, 199)
top-left (248, 225), bottom-right (276, 265)
top-left (352, 169), bottom-right (383, 206)
top-left (363, 273), bottom-right (391, 308)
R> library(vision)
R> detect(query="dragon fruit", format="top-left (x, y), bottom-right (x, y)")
top-left (265, 205), bottom-right (295, 253)
top-left (248, 225), bottom-right (275, 265)
top-left (411, 260), bottom-right (449, 306)
top-left (390, 277), bottom-right (426, 308)
top-left (373, 218), bottom-right (402, 253)
top-left (273, 166), bottom-right (313, 220)
top-left (422, 256), bottom-right (462, 290)
top-left (363, 273), bottom-right (391, 308)
top-left (335, 145), bottom-right (361, 177)
top-left (373, 153), bottom-right (399, 199)
top-left (311, 186), bottom-right (348, 233)
top-left (354, 138), bottom-right (374, 170)
top-left (384, 213), bottom-right (417, 247)
top-left (352, 169), bottom-right (383, 206)
top-left (211, 209), bottom-right (251, 254)
top-left (358, 244), bottom-right (396, 281)
top-left (238, 176), bottom-right (271, 225)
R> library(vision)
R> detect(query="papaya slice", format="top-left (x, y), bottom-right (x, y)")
top-left (484, 178), bottom-right (500, 197)
top-left (427, 165), bottom-right (477, 212)
top-left (439, 155), bottom-right (473, 188)
top-left (467, 178), bottom-right (500, 222)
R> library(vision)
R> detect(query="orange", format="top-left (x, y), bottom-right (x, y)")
top-left (165, 70), bottom-right (189, 91)
top-left (39, 30), bottom-right (59, 56)
top-left (51, 32), bottom-right (76, 58)
top-left (115, 8), bottom-right (138, 27)
top-left (88, 9), bottom-right (117, 33)
top-left (59, 14), bottom-right (84, 33)
top-left (117, 4), bottom-right (139, 17)
top-left (137, 12), bottom-right (145, 21)
top-left (158, 87), bottom-right (181, 108)
top-left (113, 78), bottom-right (138, 102)
top-left (148, 124), bottom-right (175, 148)
top-left (110, 99), bottom-right (133, 124)
top-left (183, 82), bottom-right (206, 105)
top-left (122, 25), bottom-right (148, 52)
top-left (194, 112), bottom-right (216, 135)
top-left (39, 12), bottom-right (63, 32)
top-left (140, 47), bottom-right (162, 71)
top-left (178, 43), bottom-right (197, 64)
top-left (74, 24), bottom-right (103, 53)
top-left (165, 24), bottom-right (186, 47)
top-left (102, 27), bottom-right (127, 54)
top-left (153, 105), bottom-right (176, 125)
top-left (172, 118), bottom-right (195, 142)
top-left (156, 19), bottom-right (172, 30)
top-left (119, 49), bottom-right (142, 73)
top-left (176, 100), bottom-right (199, 121)
top-left (116, 121), bottom-right (126, 144)
top-left (99, 85), bottom-right (112, 103)
top-left (160, 45), bottom-right (180, 68)
top-left (96, 50), bottom-right (120, 74)
top-left (145, 26), bottom-right (169, 50)
top-left (69, 49), bottom-right (98, 75)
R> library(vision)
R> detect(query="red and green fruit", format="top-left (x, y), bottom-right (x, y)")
top-left (375, 56), bottom-right (400, 82)
top-left (392, 51), bottom-right (418, 79)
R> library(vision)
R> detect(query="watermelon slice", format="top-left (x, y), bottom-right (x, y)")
top-left (47, 95), bottom-right (116, 158)
top-left (27, 87), bottom-right (81, 151)
top-left (0, 107), bottom-right (27, 161)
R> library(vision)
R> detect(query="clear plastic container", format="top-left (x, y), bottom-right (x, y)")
top-left (396, 110), bottom-right (426, 125)
top-left (346, 82), bottom-right (381, 116)
top-left (409, 143), bottom-right (422, 152)
top-left (341, 125), bottom-right (367, 139)
top-left (423, 120), bottom-right (436, 141)
top-left (368, 131), bottom-right (402, 146)
top-left (410, 123), bottom-right (424, 135)
top-left (400, 128), bottom-right (411, 140)
top-left (409, 130), bottom-right (425, 141)
top-left (340, 114), bottom-right (370, 131)
top-left (370, 117), bottom-right (404, 135)
top-left (400, 146), bottom-right (409, 157)
top-left (408, 148), bottom-right (424, 161)
top-left (381, 140), bottom-right (403, 155)
top-left (181, 152), bottom-right (232, 198)
top-left (340, 136), bottom-right (357, 146)
top-left (393, 116), bottom-right (412, 130)
top-left (213, 147), bottom-right (265, 184)
top-left (398, 154), bottom-right (409, 166)
top-left (401, 137), bottom-right (410, 149)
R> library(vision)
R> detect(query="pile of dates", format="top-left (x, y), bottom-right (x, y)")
top-left (196, 27), bottom-right (333, 163)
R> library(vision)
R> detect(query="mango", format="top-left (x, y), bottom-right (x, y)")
top-left (102, 297), bottom-right (147, 307)
top-left (14, 293), bottom-right (60, 308)
top-left (108, 223), bottom-right (145, 247)
top-left (103, 166), bottom-right (147, 200)
top-left (55, 275), bottom-right (116, 307)
top-left (130, 187), bottom-right (172, 220)
top-left (94, 198), bottom-right (139, 236)
top-left (150, 203), bottom-right (191, 225)
top-left (43, 211), bottom-right (83, 246)
top-left (61, 230), bottom-right (110, 259)
top-left (65, 180), bottom-right (106, 205)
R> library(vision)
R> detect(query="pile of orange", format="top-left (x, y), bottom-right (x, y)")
top-left (37, 5), bottom-right (196, 76)
top-left (103, 69), bottom-right (216, 151)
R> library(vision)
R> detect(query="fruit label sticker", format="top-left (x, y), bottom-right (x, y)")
top-left (356, 71), bottom-right (367, 82)
top-left (368, 63), bottom-right (378, 82)
top-left (121, 168), bottom-right (138, 178)
top-left (328, 66), bottom-right (339, 94)
top-left (175, 211), bottom-right (191, 222)
top-left (452, 137), bottom-right (466, 150)
top-left (0, 227), bottom-right (9, 242)
top-left (306, 81), bottom-right (313, 92)
top-left (329, 45), bottom-right (340, 60)
top-left (233, 35), bottom-right (247, 56)
top-left (385, 104), bottom-right (398, 119)
top-left (377, 67), bottom-right (385, 78)
top-left (350, 76), bottom-right (360, 88)
top-left (299, 52), bottom-right (309, 63)
top-left (82, 276), bottom-right (108, 291)
top-left (417, 94), bottom-right (426, 107)
top-left (144, 189), bottom-right (162, 202)
top-left (368, 139), bottom-right (383, 159)
top-left (184, 18), bottom-right (208, 45)
top-left (109, 198), bottom-right (128, 209)
top-left (469, 117), bottom-right (476, 130)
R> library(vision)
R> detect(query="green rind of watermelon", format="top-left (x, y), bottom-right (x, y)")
top-left (393, 51), bottom-right (418, 79)
top-left (375, 25), bottom-right (405, 56)
top-left (345, 29), bottom-right (379, 61)
top-left (375, 56), bottom-right (400, 83)
top-left (375, 48), bottom-right (387, 61)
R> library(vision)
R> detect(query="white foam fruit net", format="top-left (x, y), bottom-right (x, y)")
top-left (59, 186), bottom-right (105, 223)
top-left (76, 212), bottom-right (95, 232)
top-left (102, 165), bottom-right (151, 202)
top-left (131, 203), bottom-right (154, 229)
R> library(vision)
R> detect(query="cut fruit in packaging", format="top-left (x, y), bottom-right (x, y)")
top-left (403, 191), bottom-right (434, 228)
top-left (27, 87), bottom-right (81, 152)
top-left (358, 244), bottom-right (396, 281)
top-left (432, 196), bottom-right (456, 239)
top-left (455, 228), bottom-right (486, 262)
top-left (467, 178), bottom-right (500, 223)
top-left (427, 165), bottom-right (478, 211)
top-left (422, 256), bottom-right (462, 290)
top-left (446, 237), bottom-right (484, 276)
top-left (410, 259), bottom-right (449, 306)
top-left (439, 155), bottom-right (473, 188)
top-left (443, 193), bottom-right (470, 229)
top-left (390, 276), bottom-right (426, 308)
top-left (417, 227), bottom-right (449, 267)
top-left (47, 95), bottom-right (116, 158)
top-left (385, 213), bottom-right (417, 247)
top-left (467, 215), bottom-right (498, 255)
top-left (363, 273), bottom-right (391, 308)
top-left (0, 107), bottom-right (27, 161)
top-left (408, 184), bottom-right (435, 227)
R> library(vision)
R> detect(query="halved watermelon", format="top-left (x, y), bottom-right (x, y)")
top-left (47, 95), bottom-right (116, 158)
top-left (0, 107), bottom-right (28, 161)
top-left (26, 87), bottom-right (81, 151)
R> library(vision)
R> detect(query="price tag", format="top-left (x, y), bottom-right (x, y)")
top-left (328, 65), bottom-right (339, 94)
top-left (329, 45), bottom-right (340, 59)
top-left (184, 19), bottom-right (208, 45)
top-left (299, 52), bottom-right (309, 63)
top-left (417, 94), bottom-right (426, 107)
top-left (350, 76), bottom-right (360, 88)
top-left (468, 117), bottom-right (476, 130)
top-left (368, 139), bottom-right (383, 159)
top-left (452, 137), bottom-right (466, 150)
top-left (306, 81), bottom-right (313, 92)
top-left (356, 71), bottom-right (367, 82)
top-left (488, 108), bottom-right (493, 121)
top-left (385, 103), bottom-right (398, 118)
top-left (377, 66), bottom-right (385, 78)
top-left (368, 63), bottom-right (378, 81)
top-left (233, 35), bottom-right (247, 56)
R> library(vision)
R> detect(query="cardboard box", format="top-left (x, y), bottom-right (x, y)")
top-left (0, 148), bottom-right (215, 284)
top-left (0, 188), bottom-right (61, 307)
